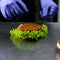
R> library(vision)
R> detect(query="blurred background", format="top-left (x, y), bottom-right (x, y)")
top-left (58, 0), bottom-right (60, 22)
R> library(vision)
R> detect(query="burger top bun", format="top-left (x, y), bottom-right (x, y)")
top-left (17, 23), bottom-right (42, 31)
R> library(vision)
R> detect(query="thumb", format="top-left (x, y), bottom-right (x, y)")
top-left (40, 10), bottom-right (48, 18)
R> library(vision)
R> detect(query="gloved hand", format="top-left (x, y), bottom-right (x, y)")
top-left (0, 0), bottom-right (29, 19)
top-left (40, 0), bottom-right (59, 18)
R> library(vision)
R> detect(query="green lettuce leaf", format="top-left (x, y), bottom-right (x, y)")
top-left (10, 24), bottom-right (48, 40)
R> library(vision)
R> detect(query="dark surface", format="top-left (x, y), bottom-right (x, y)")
top-left (0, 22), bottom-right (60, 60)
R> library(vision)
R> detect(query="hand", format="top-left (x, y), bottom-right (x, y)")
top-left (0, 0), bottom-right (29, 19)
top-left (40, 0), bottom-right (59, 18)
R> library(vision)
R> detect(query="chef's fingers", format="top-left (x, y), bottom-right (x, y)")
top-left (49, 5), bottom-right (58, 16)
top-left (0, 6), bottom-right (8, 18)
top-left (14, 3), bottom-right (23, 14)
top-left (16, 0), bottom-right (29, 13)
top-left (5, 5), bottom-right (13, 18)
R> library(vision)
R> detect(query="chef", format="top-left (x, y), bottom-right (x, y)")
top-left (0, 0), bottom-right (58, 22)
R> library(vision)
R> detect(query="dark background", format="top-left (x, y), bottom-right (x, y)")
top-left (0, 0), bottom-right (58, 22)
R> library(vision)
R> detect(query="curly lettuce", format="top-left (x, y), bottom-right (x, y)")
top-left (10, 24), bottom-right (48, 40)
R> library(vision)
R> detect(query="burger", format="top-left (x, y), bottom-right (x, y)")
top-left (10, 23), bottom-right (48, 41)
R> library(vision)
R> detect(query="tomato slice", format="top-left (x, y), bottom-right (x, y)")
top-left (57, 40), bottom-right (60, 44)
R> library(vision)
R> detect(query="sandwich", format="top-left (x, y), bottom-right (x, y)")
top-left (10, 23), bottom-right (48, 41)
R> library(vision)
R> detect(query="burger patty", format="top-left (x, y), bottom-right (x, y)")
top-left (17, 23), bottom-right (42, 31)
